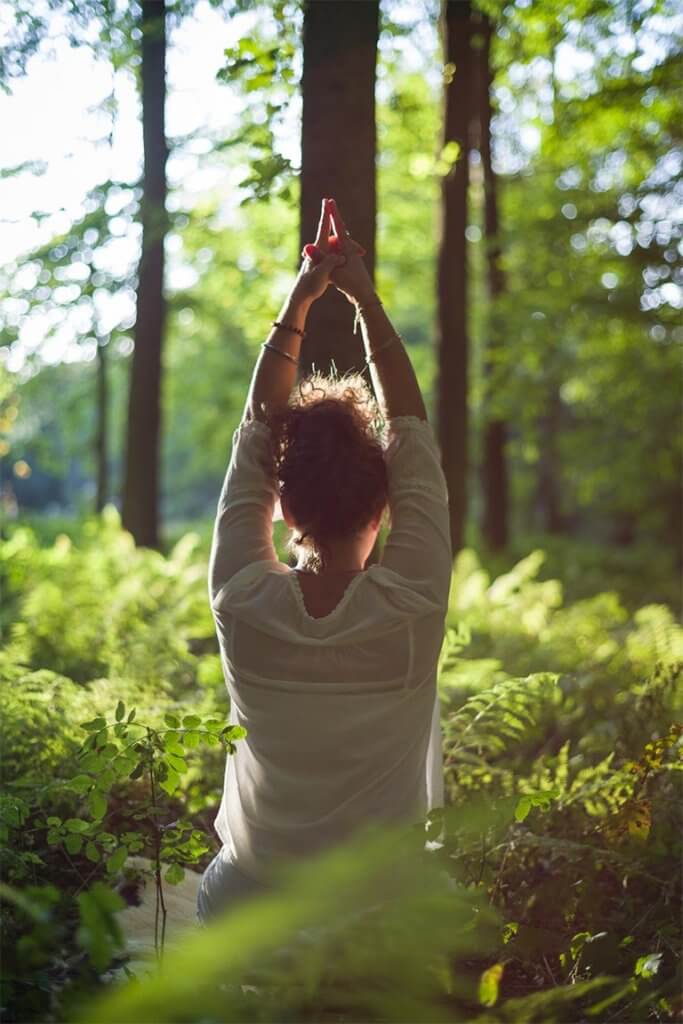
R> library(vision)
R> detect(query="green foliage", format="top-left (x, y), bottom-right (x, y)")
top-left (1, 511), bottom-right (215, 684)
top-left (1, 520), bottom-right (680, 1020)
top-left (82, 821), bottom-right (501, 1024)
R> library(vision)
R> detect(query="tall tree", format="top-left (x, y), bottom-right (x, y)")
top-left (95, 335), bottom-right (110, 513)
top-left (436, 0), bottom-right (474, 554)
top-left (122, 0), bottom-right (168, 548)
top-left (298, 0), bottom-right (379, 379)
top-left (478, 13), bottom-right (509, 550)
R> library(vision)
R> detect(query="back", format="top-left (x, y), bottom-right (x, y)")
top-left (208, 414), bottom-right (452, 882)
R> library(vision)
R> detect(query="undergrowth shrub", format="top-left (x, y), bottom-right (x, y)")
top-left (0, 523), bottom-right (680, 1022)
top-left (0, 509), bottom-right (215, 686)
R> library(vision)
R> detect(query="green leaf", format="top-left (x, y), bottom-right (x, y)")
top-left (65, 833), bottom-right (83, 855)
top-left (479, 963), bottom-right (504, 1007)
top-left (164, 713), bottom-right (180, 728)
top-left (115, 700), bottom-right (125, 722)
top-left (112, 756), bottom-right (136, 778)
top-left (88, 790), bottom-right (107, 820)
top-left (182, 715), bottom-right (201, 729)
top-left (164, 862), bottom-right (185, 885)
top-left (64, 818), bottom-right (90, 833)
top-left (570, 931), bottom-right (593, 962)
top-left (514, 797), bottom-right (531, 822)
top-left (66, 774), bottom-right (92, 794)
top-left (223, 725), bottom-right (247, 741)
top-left (105, 846), bottom-right (128, 875)
top-left (166, 754), bottom-right (188, 773)
top-left (163, 734), bottom-right (185, 756)
top-left (79, 751), bottom-right (105, 772)
top-left (81, 717), bottom-right (107, 732)
top-left (85, 842), bottom-right (100, 863)
top-left (159, 769), bottom-right (181, 796)
top-left (634, 953), bottom-right (662, 980)
top-left (127, 708), bottom-right (137, 723)
top-left (96, 768), bottom-right (115, 792)
top-left (129, 761), bottom-right (144, 781)
top-left (182, 731), bottom-right (200, 749)
top-left (76, 882), bottom-right (126, 971)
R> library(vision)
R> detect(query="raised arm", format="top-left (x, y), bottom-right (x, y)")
top-left (209, 201), bottom-right (345, 602)
top-left (326, 198), bottom-right (427, 422)
top-left (326, 198), bottom-right (451, 601)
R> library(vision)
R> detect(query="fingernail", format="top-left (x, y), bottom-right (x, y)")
top-left (304, 243), bottom-right (319, 257)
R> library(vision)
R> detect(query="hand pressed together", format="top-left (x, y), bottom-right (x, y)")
top-left (292, 197), bottom-right (375, 308)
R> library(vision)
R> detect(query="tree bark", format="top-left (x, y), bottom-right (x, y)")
top-left (122, 0), bottom-right (168, 548)
top-left (478, 14), bottom-right (509, 550)
top-left (436, 0), bottom-right (474, 555)
top-left (95, 336), bottom-right (109, 513)
top-left (299, 0), bottom-right (379, 380)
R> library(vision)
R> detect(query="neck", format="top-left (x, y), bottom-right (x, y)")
top-left (295, 558), bottom-right (365, 575)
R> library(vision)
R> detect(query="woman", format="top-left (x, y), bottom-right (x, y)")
top-left (196, 197), bottom-right (452, 925)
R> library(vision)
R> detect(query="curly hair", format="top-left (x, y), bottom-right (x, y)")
top-left (265, 369), bottom-right (390, 573)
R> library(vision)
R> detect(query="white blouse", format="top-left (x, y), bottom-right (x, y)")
top-left (208, 413), bottom-right (452, 884)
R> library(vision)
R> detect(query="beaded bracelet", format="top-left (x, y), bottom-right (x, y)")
top-left (272, 319), bottom-right (306, 339)
top-left (262, 341), bottom-right (299, 366)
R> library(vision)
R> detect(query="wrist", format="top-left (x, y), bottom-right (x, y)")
top-left (283, 288), bottom-right (312, 319)
top-left (353, 289), bottom-right (380, 309)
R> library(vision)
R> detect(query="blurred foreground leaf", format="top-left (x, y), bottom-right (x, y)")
top-left (79, 820), bottom-right (501, 1023)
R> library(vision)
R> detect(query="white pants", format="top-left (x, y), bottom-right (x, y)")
top-left (196, 845), bottom-right (270, 926)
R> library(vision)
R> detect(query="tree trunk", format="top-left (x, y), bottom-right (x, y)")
top-left (95, 336), bottom-right (109, 513)
top-left (478, 14), bottom-right (509, 550)
top-left (298, 0), bottom-right (379, 380)
top-left (535, 389), bottom-right (563, 533)
top-left (436, 0), bottom-right (474, 555)
top-left (122, 0), bottom-right (168, 548)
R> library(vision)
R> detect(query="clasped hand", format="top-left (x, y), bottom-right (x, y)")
top-left (291, 197), bottom-right (374, 308)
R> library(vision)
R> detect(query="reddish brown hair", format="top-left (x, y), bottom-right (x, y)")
top-left (266, 370), bottom-right (390, 572)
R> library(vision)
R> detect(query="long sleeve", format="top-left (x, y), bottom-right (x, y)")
top-left (208, 418), bottom-right (279, 605)
top-left (379, 415), bottom-right (452, 608)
